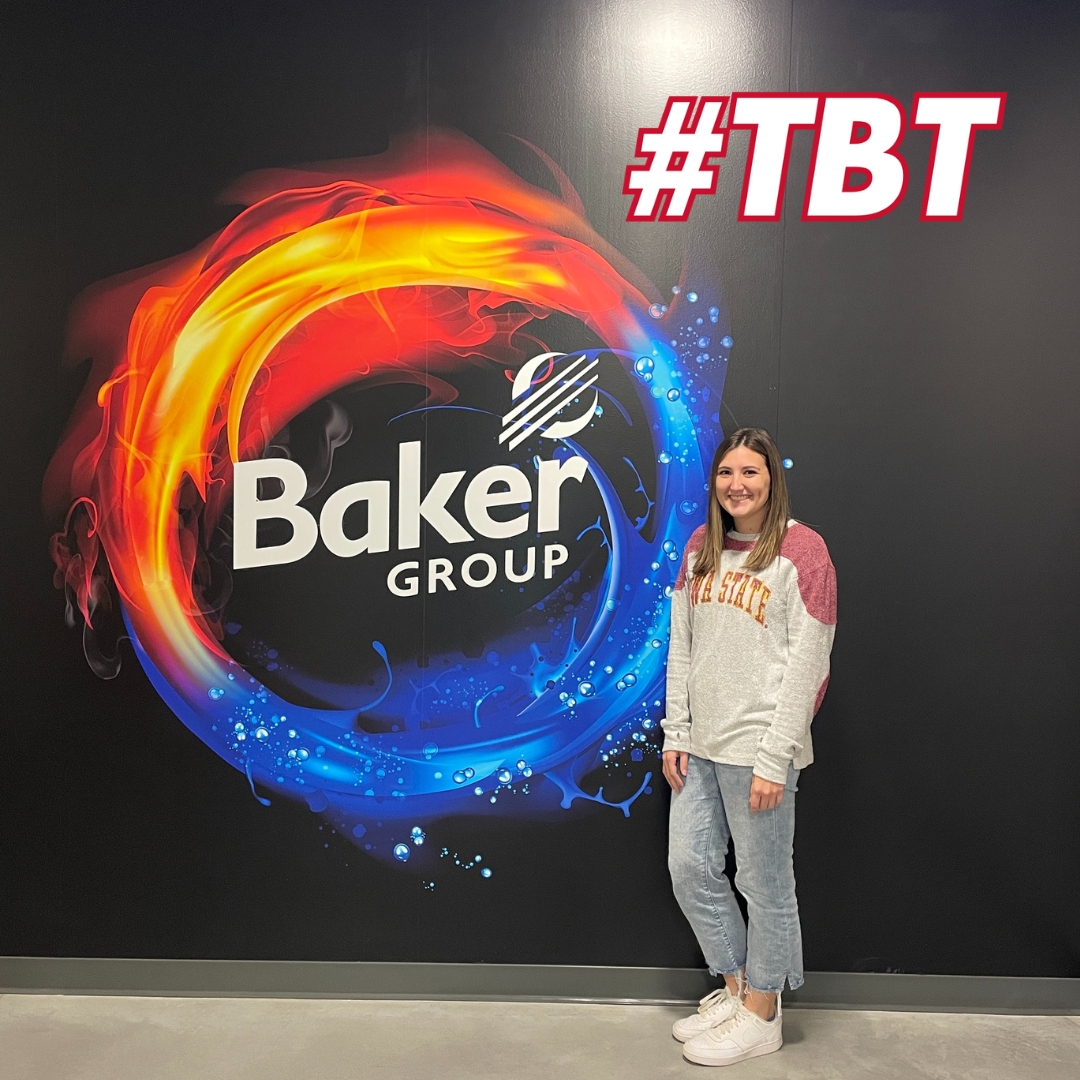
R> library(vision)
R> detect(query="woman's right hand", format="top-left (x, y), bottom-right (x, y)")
top-left (662, 750), bottom-right (690, 793)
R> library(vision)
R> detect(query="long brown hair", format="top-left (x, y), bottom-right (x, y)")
top-left (691, 427), bottom-right (791, 578)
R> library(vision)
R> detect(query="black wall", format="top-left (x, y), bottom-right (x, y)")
top-left (1, 0), bottom-right (1077, 976)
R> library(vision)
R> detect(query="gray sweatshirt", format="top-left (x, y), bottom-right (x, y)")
top-left (661, 522), bottom-right (837, 784)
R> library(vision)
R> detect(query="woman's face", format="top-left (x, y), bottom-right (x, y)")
top-left (715, 445), bottom-right (771, 532)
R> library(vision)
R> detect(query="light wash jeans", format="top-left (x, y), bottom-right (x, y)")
top-left (668, 755), bottom-right (804, 993)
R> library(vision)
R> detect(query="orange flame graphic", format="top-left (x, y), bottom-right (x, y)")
top-left (45, 129), bottom-right (656, 703)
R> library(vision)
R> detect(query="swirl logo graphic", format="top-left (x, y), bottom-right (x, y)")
top-left (45, 129), bottom-right (729, 870)
top-left (501, 352), bottom-right (601, 449)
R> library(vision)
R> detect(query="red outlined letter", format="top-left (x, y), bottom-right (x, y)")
top-left (730, 93), bottom-right (821, 221)
top-left (911, 93), bottom-right (1007, 220)
top-left (803, 95), bottom-right (908, 220)
top-left (624, 96), bottom-right (728, 222)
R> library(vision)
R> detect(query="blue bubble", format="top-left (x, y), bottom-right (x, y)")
top-left (680, 500), bottom-right (698, 515)
top-left (634, 356), bottom-right (655, 377)
top-left (622, 673), bottom-right (638, 687)
top-left (497, 768), bottom-right (512, 784)
top-left (658, 450), bottom-right (672, 464)
top-left (616, 680), bottom-right (626, 691)
top-left (671, 284), bottom-right (681, 295)
top-left (254, 727), bottom-right (269, 741)
top-left (207, 687), bottom-right (225, 700)
top-left (453, 770), bottom-right (467, 784)
top-left (464, 767), bottom-right (475, 780)
top-left (516, 759), bottom-right (527, 770)
top-left (352, 824), bottom-right (367, 838)
top-left (782, 457), bottom-right (794, 469)
top-left (687, 292), bottom-right (698, 302)
top-left (523, 767), bottom-right (533, 777)
top-left (295, 747), bottom-right (309, 762)
top-left (648, 303), bottom-right (667, 318)
top-left (423, 742), bottom-right (439, 759)
top-left (666, 388), bottom-right (680, 402)
top-left (393, 843), bottom-right (411, 862)
top-left (697, 337), bottom-right (710, 348)
top-left (481, 867), bottom-right (493, 878)
top-left (578, 681), bottom-right (596, 697)
top-left (721, 335), bottom-right (734, 348)
top-left (662, 540), bottom-right (676, 553)
top-left (708, 305), bottom-right (720, 321)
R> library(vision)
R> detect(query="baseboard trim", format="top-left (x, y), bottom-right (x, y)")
top-left (0, 958), bottom-right (1076, 1013)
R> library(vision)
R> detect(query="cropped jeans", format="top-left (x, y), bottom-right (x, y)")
top-left (668, 755), bottom-right (804, 994)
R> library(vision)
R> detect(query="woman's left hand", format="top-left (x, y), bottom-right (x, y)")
top-left (749, 774), bottom-right (785, 812)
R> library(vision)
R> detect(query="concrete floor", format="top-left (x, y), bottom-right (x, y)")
top-left (1, 995), bottom-right (1078, 1079)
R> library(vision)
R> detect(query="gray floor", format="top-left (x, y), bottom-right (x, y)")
top-left (1, 995), bottom-right (1078, 1079)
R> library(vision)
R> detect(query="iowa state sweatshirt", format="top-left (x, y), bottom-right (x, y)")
top-left (661, 521), bottom-right (837, 784)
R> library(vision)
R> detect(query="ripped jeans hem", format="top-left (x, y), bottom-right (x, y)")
top-left (745, 972), bottom-right (804, 994)
top-left (706, 964), bottom-right (746, 979)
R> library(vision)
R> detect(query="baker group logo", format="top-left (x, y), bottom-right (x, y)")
top-left (624, 93), bottom-right (1006, 223)
top-left (233, 351), bottom-right (599, 598)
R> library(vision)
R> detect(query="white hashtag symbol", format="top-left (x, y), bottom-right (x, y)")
top-left (624, 96), bottom-right (729, 221)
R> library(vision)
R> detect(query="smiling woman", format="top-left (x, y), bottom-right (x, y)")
top-left (691, 428), bottom-right (793, 578)
top-left (714, 444), bottom-right (772, 531)
top-left (661, 426), bottom-right (837, 1067)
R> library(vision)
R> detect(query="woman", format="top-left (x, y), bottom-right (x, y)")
top-left (662, 427), bottom-right (836, 1067)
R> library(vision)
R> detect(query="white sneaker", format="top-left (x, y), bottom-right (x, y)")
top-left (681, 997), bottom-right (782, 1066)
top-left (671, 985), bottom-right (742, 1043)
